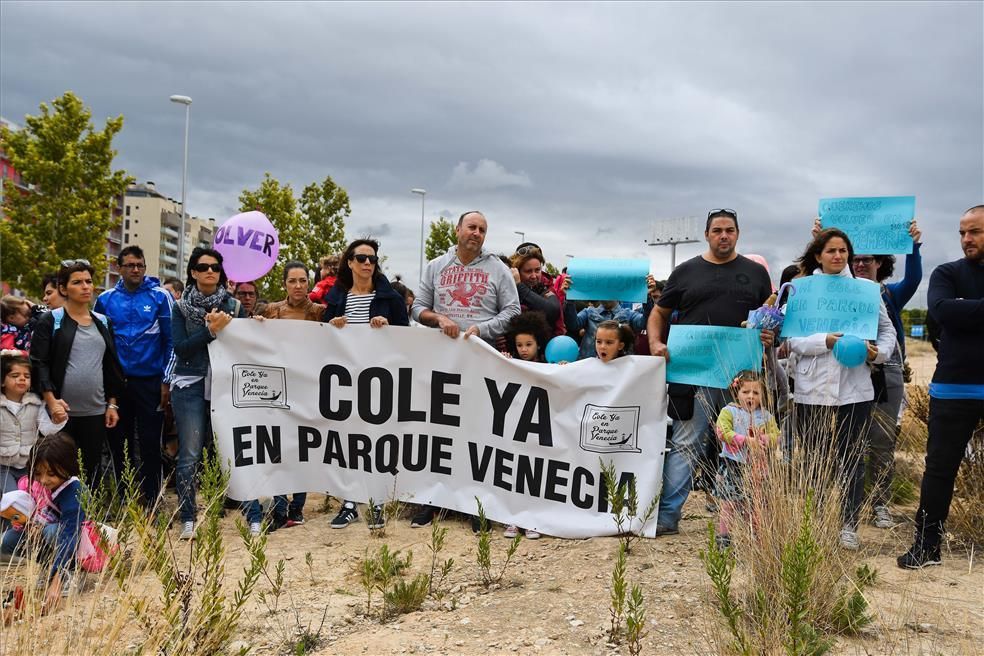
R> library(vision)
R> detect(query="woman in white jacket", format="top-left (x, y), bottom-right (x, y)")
top-left (788, 229), bottom-right (896, 551)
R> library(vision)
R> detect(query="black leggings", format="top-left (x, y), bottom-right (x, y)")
top-left (65, 414), bottom-right (123, 490)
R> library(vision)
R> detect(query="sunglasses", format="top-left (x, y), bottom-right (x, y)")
top-left (515, 245), bottom-right (543, 257)
top-left (192, 262), bottom-right (222, 273)
top-left (707, 208), bottom-right (738, 221)
top-left (351, 254), bottom-right (379, 264)
top-left (852, 256), bottom-right (876, 265)
top-left (60, 259), bottom-right (91, 267)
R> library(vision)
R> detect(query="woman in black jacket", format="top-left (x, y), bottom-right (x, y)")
top-left (323, 238), bottom-right (409, 530)
top-left (30, 260), bottom-right (125, 487)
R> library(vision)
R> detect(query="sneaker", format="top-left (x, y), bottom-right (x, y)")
top-left (0, 552), bottom-right (25, 565)
top-left (655, 524), bottom-right (679, 537)
top-left (503, 524), bottom-right (520, 539)
top-left (715, 534), bottom-right (733, 551)
top-left (179, 521), bottom-right (195, 541)
top-left (410, 505), bottom-right (436, 528)
top-left (331, 502), bottom-right (359, 529)
top-left (524, 528), bottom-right (541, 540)
top-left (839, 526), bottom-right (860, 550)
top-left (249, 522), bottom-right (262, 537)
top-left (268, 513), bottom-right (288, 533)
top-left (367, 505), bottom-right (385, 530)
top-left (471, 514), bottom-right (488, 534)
top-left (897, 543), bottom-right (942, 570)
top-left (286, 508), bottom-right (305, 527)
top-left (873, 505), bottom-right (896, 529)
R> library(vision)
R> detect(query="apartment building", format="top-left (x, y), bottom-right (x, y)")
top-left (124, 181), bottom-right (215, 280)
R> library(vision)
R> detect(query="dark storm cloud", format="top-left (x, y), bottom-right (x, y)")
top-left (1, 1), bottom-right (981, 291)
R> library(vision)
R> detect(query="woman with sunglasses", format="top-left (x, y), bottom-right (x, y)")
top-left (30, 259), bottom-right (125, 488)
top-left (323, 238), bottom-right (409, 530)
top-left (170, 247), bottom-right (247, 540)
top-left (510, 244), bottom-right (562, 337)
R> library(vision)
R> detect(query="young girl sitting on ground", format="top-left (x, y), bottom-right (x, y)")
top-left (713, 370), bottom-right (780, 549)
top-left (501, 312), bottom-right (551, 540)
top-left (594, 320), bottom-right (634, 363)
top-left (1, 350), bottom-right (67, 494)
top-left (0, 433), bottom-right (88, 613)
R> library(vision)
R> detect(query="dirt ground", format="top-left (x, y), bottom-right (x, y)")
top-left (5, 339), bottom-right (981, 655)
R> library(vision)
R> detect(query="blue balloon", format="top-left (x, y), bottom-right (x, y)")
top-left (545, 336), bottom-right (579, 363)
top-left (833, 335), bottom-right (868, 368)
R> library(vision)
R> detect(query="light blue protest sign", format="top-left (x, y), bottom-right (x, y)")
top-left (780, 274), bottom-right (881, 340)
top-left (567, 258), bottom-right (649, 303)
top-left (819, 196), bottom-right (915, 254)
top-left (665, 326), bottom-right (763, 389)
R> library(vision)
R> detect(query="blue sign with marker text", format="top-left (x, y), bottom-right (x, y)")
top-left (567, 258), bottom-right (649, 303)
top-left (780, 274), bottom-right (881, 340)
top-left (819, 196), bottom-right (915, 254)
top-left (665, 326), bottom-right (763, 389)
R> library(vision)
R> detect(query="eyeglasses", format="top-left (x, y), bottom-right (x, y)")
top-left (852, 256), bottom-right (876, 265)
top-left (60, 259), bottom-right (91, 267)
top-left (236, 290), bottom-right (257, 297)
top-left (120, 263), bottom-right (146, 270)
top-left (351, 254), bottom-right (379, 264)
top-left (192, 262), bottom-right (222, 273)
top-left (707, 209), bottom-right (738, 221)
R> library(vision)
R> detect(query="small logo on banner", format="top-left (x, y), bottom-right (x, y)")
top-left (232, 365), bottom-right (289, 409)
top-left (579, 404), bottom-right (641, 453)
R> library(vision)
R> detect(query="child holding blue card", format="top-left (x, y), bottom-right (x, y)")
top-left (713, 370), bottom-right (779, 549)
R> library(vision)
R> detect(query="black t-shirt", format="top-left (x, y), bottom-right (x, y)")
top-left (657, 254), bottom-right (772, 327)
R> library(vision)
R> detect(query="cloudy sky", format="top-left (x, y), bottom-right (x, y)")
top-left (2, 1), bottom-right (981, 304)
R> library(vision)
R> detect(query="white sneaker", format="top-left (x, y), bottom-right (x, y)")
top-left (249, 522), bottom-right (262, 537)
top-left (524, 529), bottom-right (541, 540)
top-left (179, 521), bottom-right (196, 541)
top-left (840, 525), bottom-right (860, 550)
top-left (503, 525), bottom-right (519, 539)
top-left (873, 505), bottom-right (896, 529)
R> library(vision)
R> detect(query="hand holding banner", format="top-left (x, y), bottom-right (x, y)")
top-left (780, 274), bottom-right (881, 339)
top-left (665, 325), bottom-right (763, 389)
top-left (566, 258), bottom-right (650, 303)
top-left (819, 196), bottom-right (915, 254)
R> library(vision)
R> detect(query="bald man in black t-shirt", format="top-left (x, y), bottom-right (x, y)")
top-left (647, 209), bottom-right (773, 535)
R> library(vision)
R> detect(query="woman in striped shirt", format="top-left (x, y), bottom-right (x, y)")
top-left (322, 238), bottom-right (410, 530)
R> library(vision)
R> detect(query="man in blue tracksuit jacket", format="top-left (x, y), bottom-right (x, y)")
top-left (95, 245), bottom-right (173, 505)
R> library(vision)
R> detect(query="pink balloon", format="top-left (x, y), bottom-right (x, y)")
top-left (213, 211), bottom-right (280, 282)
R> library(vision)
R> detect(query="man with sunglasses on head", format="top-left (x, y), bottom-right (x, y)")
top-left (410, 210), bottom-right (521, 529)
top-left (94, 245), bottom-right (174, 508)
top-left (647, 209), bottom-right (774, 536)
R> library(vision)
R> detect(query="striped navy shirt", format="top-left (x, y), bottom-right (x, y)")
top-left (345, 292), bottom-right (375, 324)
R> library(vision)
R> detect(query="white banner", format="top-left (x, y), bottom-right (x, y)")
top-left (209, 320), bottom-right (667, 538)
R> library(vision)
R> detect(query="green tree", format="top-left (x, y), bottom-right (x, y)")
top-left (0, 91), bottom-right (131, 295)
top-left (544, 262), bottom-right (560, 276)
top-left (300, 175), bottom-right (350, 263)
top-left (238, 174), bottom-right (306, 299)
top-left (425, 217), bottom-right (458, 261)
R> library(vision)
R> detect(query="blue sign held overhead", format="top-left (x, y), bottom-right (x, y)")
top-left (665, 325), bottom-right (763, 389)
top-left (780, 274), bottom-right (881, 340)
top-left (819, 196), bottom-right (916, 255)
top-left (566, 258), bottom-right (650, 303)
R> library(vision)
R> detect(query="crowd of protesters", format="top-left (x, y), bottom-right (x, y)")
top-left (1, 204), bottom-right (982, 611)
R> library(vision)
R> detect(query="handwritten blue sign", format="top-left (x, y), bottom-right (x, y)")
top-left (780, 274), bottom-right (881, 340)
top-left (819, 196), bottom-right (915, 254)
top-left (567, 258), bottom-right (649, 303)
top-left (665, 326), bottom-right (763, 389)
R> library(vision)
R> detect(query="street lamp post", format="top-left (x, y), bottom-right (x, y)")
top-left (169, 94), bottom-right (192, 275)
top-left (514, 230), bottom-right (525, 243)
top-left (411, 188), bottom-right (426, 283)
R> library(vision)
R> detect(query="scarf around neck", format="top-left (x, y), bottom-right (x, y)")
top-left (179, 284), bottom-right (230, 326)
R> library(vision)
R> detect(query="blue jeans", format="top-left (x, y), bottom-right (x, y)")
top-left (1, 522), bottom-right (61, 561)
top-left (241, 500), bottom-right (263, 524)
top-left (658, 386), bottom-right (729, 530)
top-left (272, 493), bottom-right (306, 518)
top-left (171, 380), bottom-right (210, 523)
